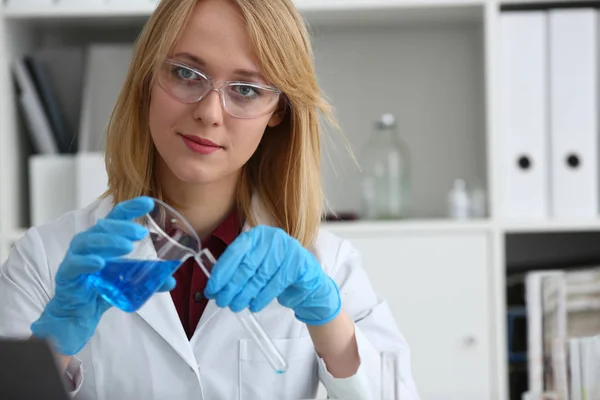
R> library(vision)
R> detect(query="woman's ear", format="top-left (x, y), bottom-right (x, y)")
top-left (267, 109), bottom-right (285, 128)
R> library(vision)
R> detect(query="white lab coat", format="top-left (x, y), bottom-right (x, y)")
top-left (0, 195), bottom-right (419, 400)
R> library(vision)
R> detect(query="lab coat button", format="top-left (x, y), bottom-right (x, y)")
top-left (194, 291), bottom-right (203, 303)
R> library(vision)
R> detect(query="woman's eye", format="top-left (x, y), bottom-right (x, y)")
top-left (233, 85), bottom-right (260, 98)
top-left (174, 66), bottom-right (198, 80)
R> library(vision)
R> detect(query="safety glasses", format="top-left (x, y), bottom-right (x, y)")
top-left (156, 59), bottom-right (283, 119)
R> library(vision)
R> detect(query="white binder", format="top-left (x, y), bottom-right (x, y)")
top-left (29, 155), bottom-right (76, 226)
top-left (12, 58), bottom-right (59, 155)
top-left (29, 153), bottom-right (107, 226)
top-left (501, 11), bottom-right (549, 219)
top-left (75, 152), bottom-right (108, 208)
top-left (79, 44), bottom-right (133, 152)
top-left (549, 9), bottom-right (599, 218)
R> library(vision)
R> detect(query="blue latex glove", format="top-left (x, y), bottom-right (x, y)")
top-left (204, 225), bottom-right (341, 326)
top-left (30, 197), bottom-right (176, 356)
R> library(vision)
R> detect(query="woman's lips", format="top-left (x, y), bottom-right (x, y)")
top-left (179, 133), bottom-right (222, 155)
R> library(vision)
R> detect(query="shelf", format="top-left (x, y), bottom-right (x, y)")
top-left (500, 0), bottom-right (600, 10)
top-left (9, 219), bottom-right (600, 238)
top-left (503, 219), bottom-right (600, 233)
top-left (2, 0), bottom-right (484, 26)
top-left (300, 0), bottom-right (484, 26)
top-left (298, 0), bottom-right (484, 8)
top-left (1, 228), bottom-right (27, 243)
top-left (3, 4), bottom-right (155, 19)
top-left (323, 218), bottom-right (492, 235)
top-left (326, 218), bottom-right (600, 235)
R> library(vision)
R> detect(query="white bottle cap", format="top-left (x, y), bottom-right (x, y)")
top-left (453, 179), bottom-right (466, 190)
top-left (376, 113), bottom-right (397, 129)
top-left (381, 113), bottom-right (395, 126)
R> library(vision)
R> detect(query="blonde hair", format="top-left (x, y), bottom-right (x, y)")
top-left (104, 0), bottom-right (335, 247)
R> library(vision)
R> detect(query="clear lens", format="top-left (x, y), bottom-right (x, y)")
top-left (224, 84), bottom-right (280, 118)
top-left (159, 60), bottom-right (281, 119)
top-left (158, 61), bottom-right (211, 104)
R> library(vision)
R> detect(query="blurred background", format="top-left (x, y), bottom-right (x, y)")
top-left (1, 0), bottom-right (600, 399)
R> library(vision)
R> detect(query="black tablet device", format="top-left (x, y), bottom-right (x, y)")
top-left (0, 338), bottom-right (70, 400)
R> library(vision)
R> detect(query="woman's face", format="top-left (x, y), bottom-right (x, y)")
top-left (149, 0), bottom-right (282, 185)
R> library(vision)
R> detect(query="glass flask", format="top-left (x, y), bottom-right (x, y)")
top-left (360, 113), bottom-right (410, 219)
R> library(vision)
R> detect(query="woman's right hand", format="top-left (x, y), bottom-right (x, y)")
top-left (30, 197), bottom-right (176, 357)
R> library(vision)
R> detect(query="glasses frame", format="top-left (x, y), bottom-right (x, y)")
top-left (158, 59), bottom-right (284, 119)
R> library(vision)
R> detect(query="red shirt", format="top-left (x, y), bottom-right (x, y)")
top-left (168, 209), bottom-right (242, 340)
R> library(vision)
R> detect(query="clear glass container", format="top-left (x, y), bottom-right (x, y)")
top-left (86, 198), bottom-right (288, 374)
top-left (360, 113), bottom-right (410, 219)
top-left (381, 351), bottom-right (400, 400)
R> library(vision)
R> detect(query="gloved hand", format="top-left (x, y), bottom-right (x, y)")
top-left (30, 196), bottom-right (176, 356)
top-left (204, 225), bottom-right (341, 326)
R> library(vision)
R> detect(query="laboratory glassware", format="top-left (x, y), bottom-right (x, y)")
top-left (381, 351), bottom-right (400, 400)
top-left (87, 197), bottom-right (288, 373)
top-left (360, 113), bottom-right (410, 219)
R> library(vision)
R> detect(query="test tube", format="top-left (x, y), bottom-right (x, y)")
top-left (381, 351), bottom-right (399, 400)
top-left (194, 250), bottom-right (288, 374)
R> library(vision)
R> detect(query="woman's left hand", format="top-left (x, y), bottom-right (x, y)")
top-left (204, 225), bottom-right (341, 326)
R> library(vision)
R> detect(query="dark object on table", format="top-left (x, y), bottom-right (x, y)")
top-left (0, 338), bottom-right (70, 400)
top-left (323, 212), bottom-right (359, 222)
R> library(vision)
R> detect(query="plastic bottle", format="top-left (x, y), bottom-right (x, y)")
top-left (470, 186), bottom-right (487, 218)
top-left (360, 114), bottom-right (410, 220)
top-left (448, 179), bottom-right (471, 219)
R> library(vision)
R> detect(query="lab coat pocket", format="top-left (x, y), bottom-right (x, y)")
top-left (239, 336), bottom-right (319, 400)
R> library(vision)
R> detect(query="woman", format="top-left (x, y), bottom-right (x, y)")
top-left (0, 0), bottom-right (418, 398)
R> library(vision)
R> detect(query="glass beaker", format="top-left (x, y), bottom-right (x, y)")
top-left (86, 197), bottom-right (288, 373)
top-left (86, 204), bottom-right (191, 313)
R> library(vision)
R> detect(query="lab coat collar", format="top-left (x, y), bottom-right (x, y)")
top-left (93, 193), bottom-right (275, 372)
top-left (129, 236), bottom-right (200, 377)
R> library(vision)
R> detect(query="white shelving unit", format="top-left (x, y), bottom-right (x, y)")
top-left (3, 0), bottom-right (600, 399)
top-left (503, 219), bottom-right (600, 234)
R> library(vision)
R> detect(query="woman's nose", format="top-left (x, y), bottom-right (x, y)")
top-left (192, 89), bottom-right (224, 126)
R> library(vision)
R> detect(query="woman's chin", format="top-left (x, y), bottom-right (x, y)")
top-left (164, 159), bottom-right (238, 186)
top-left (171, 165), bottom-right (224, 186)
top-left (175, 172), bottom-right (217, 185)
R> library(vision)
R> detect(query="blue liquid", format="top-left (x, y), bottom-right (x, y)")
top-left (87, 259), bottom-right (181, 312)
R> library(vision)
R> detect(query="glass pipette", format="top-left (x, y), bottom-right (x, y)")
top-left (195, 250), bottom-right (288, 373)
top-left (146, 198), bottom-right (288, 374)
